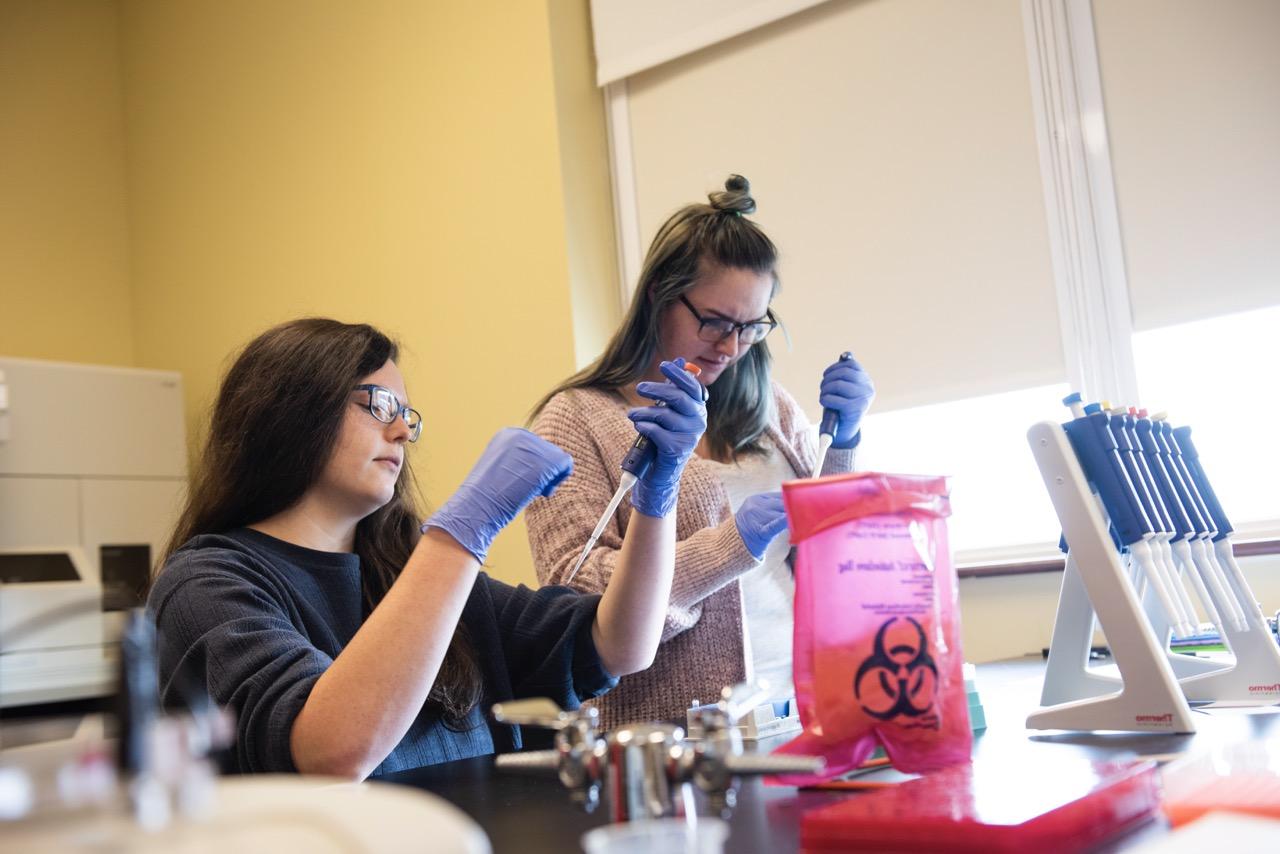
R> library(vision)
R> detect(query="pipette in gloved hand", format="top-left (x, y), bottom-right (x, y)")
top-left (564, 360), bottom-right (706, 585)
top-left (813, 351), bottom-right (853, 478)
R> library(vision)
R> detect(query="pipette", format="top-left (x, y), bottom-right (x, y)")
top-left (1106, 405), bottom-right (1200, 634)
top-left (1062, 399), bottom-right (1196, 637)
top-left (812, 351), bottom-right (853, 478)
top-left (563, 361), bottom-right (706, 585)
top-left (1150, 412), bottom-right (1246, 631)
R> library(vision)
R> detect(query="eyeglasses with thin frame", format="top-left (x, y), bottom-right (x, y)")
top-left (353, 384), bottom-right (422, 442)
top-left (678, 295), bottom-right (777, 345)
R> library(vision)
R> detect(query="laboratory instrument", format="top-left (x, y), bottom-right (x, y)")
top-left (811, 351), bottom-right (852, 478)
top-left (0, 357), bottom-right (187, 708)
top-left (563, 361), bottom-right (705, 585)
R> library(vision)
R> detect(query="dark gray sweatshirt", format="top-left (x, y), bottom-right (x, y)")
top-left (147, 527), bottom-right (616, 776)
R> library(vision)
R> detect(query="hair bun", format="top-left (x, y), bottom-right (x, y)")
top-left (708, 174), bottom-right (756, 215)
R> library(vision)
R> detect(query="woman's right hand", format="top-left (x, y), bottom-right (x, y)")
top-left (735, 491), bottom-right (788, 560)
top-left (628, 359), bottom-right (708, 518)
top-left (422, 427), bottom-right (573, 563)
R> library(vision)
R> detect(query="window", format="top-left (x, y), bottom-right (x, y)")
top-left (1131, 305), bottom-right (1280, 541)
top-left (856, 383), bottom-right (1070, 565)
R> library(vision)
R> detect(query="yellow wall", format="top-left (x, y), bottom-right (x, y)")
top-left (546, 0), bottom-right (621, 369)
top-left (1, 0), bottom-right (614, 588)
top-left (0, 0), bottom-right (135, 365)
top-left (117, 0), bottom-right (594, 585)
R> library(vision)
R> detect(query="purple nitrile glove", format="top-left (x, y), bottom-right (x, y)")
top-left (422, 427), bottom-right (572, 563)
top-left (735, 491), bottom-right (788, 560)
top-left (627, 358), bottom-right (708, 518)
top-left (819, 355), bottom-right (875, 448)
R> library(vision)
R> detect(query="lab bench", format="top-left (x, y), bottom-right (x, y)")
top-left (380, 657), bottom-right (1277, 853)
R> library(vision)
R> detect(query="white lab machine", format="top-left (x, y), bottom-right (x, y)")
top-left (0, 357), bottom-right (187, 708)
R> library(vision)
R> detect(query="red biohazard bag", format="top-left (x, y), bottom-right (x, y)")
top-left (771, 472), bottom-right (970, 785)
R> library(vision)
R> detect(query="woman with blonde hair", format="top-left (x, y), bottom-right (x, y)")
top-left (528, 176), bottom-right (874, 727)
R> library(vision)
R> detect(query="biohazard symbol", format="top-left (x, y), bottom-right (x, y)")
top-left (853, 617), bottom-right (938, 721)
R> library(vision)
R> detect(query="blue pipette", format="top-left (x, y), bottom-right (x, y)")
top-left (1061, 399), bottom-right (1194, 636)
top-left (1107, 405), bottom-right (1199, 632)
top-left (1132, 409), bottom-right (1233, 631)
top-left (812, 351), bottom-right (852, 478)
top-left (1149, 414), bottom-right (1245, 629)
top-left (563, 361), bottom-right (707, 585)
top-left (1170, 424), bottom-right (1265, 626)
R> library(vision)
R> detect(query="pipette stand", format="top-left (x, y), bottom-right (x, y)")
top-left (1032, 415), bottom-right (1280, 712)
top-left (1142, 552), bottom-right (1280, 703)
top-left (1027, 421), bottom-right (1196, 732)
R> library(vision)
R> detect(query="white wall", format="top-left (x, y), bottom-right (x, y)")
top-left (623, 0), bottom-right (1063, 415)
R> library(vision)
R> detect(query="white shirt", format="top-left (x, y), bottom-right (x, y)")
top-left (703, 439), bottom-right (798, 703)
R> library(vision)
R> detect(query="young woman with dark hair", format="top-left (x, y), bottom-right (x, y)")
top-left (527, 176), bottom-right (875, 727)
top-left (148, 317), bottom-right (705, 779)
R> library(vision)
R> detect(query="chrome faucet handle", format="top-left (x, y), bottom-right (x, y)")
top-left (724, 753), bottom-right (825, 776)
top-left (718, 680), bottom-right (772, 723)
top-left (491, 698), bottom-right (579, 729)
top-left (688, 679), bottom-right (772, 756)
top-left (684, 681), bottom-right (825, 817)
top-left (492, 699), bottom-right (606, 811)
top-left (687, 680), bottom-right (771, 746)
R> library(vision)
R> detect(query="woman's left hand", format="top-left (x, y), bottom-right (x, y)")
top-left (422, 428), bottom-right (573, 563)
top-left (627, 358), bottom-right (708, 518)
top-left (819, 354), bottom-right (875, 448)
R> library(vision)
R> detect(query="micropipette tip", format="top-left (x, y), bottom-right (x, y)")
top-left (812, 432), bottom-right (833, 479)
top-left (564, 471), bottom-right (638, 586)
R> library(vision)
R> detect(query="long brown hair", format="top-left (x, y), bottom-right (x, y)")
top-left (161, 318), bottom-right (481, 721)
top-left (533, 175), bottom-right (780, 460)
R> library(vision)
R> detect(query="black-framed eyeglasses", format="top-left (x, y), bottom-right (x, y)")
top-left (353, 384), bottom-right (422, 442)
top-left (679, 295), bottom-right (777, 345)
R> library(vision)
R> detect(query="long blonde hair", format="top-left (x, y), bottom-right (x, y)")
top-left (534, 175), bottom-right (780, 460)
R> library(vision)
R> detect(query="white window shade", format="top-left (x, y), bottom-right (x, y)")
top-left (1093, 0), bottom-right (1280, 332)
top-left (589, 0), bottom-right (832, 86)
top-left (623, 0), bottom-right (1065, 414)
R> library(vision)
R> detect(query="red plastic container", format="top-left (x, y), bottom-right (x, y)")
top-left (801, 758), bottom-right (1162, 852)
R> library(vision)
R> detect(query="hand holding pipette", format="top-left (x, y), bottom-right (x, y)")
top-left (813, 352), bottom-right (875, 478)
top-left (627, 359), bottom-right (708, 517)
top-left (564, 359), bottom-right (707, 584)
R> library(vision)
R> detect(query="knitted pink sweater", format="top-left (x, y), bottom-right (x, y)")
top-left (526, 381), bottom-right (855, 729)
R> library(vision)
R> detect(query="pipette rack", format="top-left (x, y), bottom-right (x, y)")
top-left (1028, 415), bottom-right (1280, 734)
